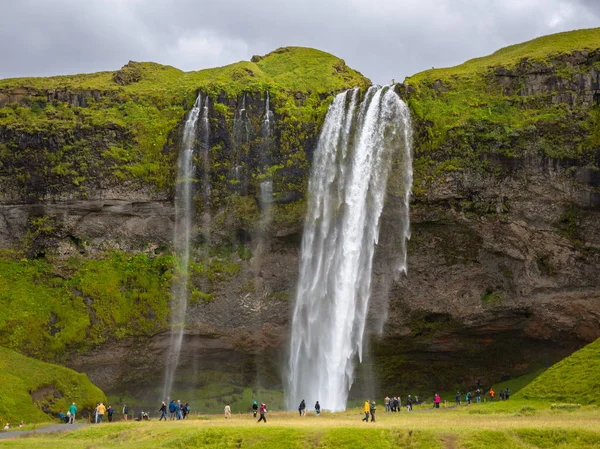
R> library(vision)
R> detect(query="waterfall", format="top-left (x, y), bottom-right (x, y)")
top-left (260, 90), bottom-right (274, 171)
top-left (232, 93), bottom-right (250, 193)
top-left (286, 86), bottom-right (413, 411)
top-left (163, 93), bottom-right (202, 400)
top-left (200, 97), bottom-right (211, 241)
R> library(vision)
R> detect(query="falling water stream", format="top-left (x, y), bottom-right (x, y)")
top-left (163, 93), bottom-right (203, 400)
top-left (286, 86), bottom-right (413, 411)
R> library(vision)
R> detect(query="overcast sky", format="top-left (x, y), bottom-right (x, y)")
top-left (1, 0), bottom-right (599, 84)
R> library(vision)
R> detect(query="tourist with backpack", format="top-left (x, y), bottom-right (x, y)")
top-left (298, 399), bottom-right (306, 416)
top-left (122, 403), bottom-right (129, 421)
top-left (252, 401), bottom-right (258, 418)
top-left (257, 403), bottom-right (267, 423)
top-left (315, 401), bottom-right (321, 416)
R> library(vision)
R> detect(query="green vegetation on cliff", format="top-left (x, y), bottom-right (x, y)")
top-left (0, 251), bottom-right (172, 359)
top-left (0, 346), bottom-right (104, 424)
top-left (0, 47), bottom-right (369, 197)
top-left (516, 338), bottom-right (600, 404)
top-left (405, 27), bottom-right (600, 199)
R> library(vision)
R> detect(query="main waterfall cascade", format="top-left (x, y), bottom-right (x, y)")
top-left (163, 93), bottom-right (204, 400)
top-left (286, 86), bottom-right (413, 411)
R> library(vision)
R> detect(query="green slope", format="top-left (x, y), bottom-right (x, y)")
top-left (0, 346), bottom-right (105, 424)
top-left (404, 27), bottom-right (600, 199)
top-left (516, 338), bottom-right (600, 404)
top-left (409, 27), bottom-right (600, 82)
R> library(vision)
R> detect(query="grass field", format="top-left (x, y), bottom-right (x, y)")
top-left (1, 400), bottom-right (599, 448)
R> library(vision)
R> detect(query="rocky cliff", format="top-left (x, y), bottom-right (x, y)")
top-left (1, 31), bottom-right (600, 405)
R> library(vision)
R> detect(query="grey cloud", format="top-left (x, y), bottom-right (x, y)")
top-left (1, 0), bottom-right (599, 83)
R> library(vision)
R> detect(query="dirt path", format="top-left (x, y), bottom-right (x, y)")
top-left (0, 423), bottom-right (87, 440)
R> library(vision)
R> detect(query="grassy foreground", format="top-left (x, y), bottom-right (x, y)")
top-left (1, 400), bottom-right (599, 448)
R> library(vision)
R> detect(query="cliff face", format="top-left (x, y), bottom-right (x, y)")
top-left (1, 33), bottom-right (600, 402)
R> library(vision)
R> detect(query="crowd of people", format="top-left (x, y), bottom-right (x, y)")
top-left (50, 385), bottom-right (513, 426)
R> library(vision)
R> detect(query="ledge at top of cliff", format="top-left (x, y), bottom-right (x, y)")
top-left (0, 46), bottom-right (370, 98)
top-left (406, 27), bottom-right (600, 85)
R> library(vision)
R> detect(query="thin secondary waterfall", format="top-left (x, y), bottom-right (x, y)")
top-left (286, 86), bottom-right (413, 411)
top-left (233, 93), bottom-right (250, 193)
top-left (163, 93), bottom-right (202, 400)
top-left (200, 97), bottom-right (211, 241)
top-left (260, 90), bottom-right (274, 171)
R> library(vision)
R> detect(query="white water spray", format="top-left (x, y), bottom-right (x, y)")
top-left (163, 93), bottom-right (202, 400)
top-left (286, 86), bottom-right (413, 411)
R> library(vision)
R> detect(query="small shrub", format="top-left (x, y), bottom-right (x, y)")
top-left (515, 405), bottom-right (537, 416)
top-left (551, 403), bottom-right (581, 411)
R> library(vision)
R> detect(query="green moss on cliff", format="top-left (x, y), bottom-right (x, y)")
top-left (405, 28), bottom-right (600, 200)
top-left (0, 48), bottom-right (368, 195)
top-left (0, 346), bottom-right (105, 424)
top-left (0, 251), bottom-right (171, 360)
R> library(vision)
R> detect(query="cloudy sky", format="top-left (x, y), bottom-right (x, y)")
top-left (1, 0), bottom-right (599, 83)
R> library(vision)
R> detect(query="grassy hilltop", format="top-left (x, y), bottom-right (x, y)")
top-left (405, 27), bottom-right (600, 198)
top-left (0, 47), bottom-right (368, 192)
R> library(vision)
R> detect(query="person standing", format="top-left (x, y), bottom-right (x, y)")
top-left (183, 402), bottom-right (190, 419)
top-left (407, 395), bottom-right (413, 411)
top-left (177, 400), bottom-right (183, 420)
top-left (159, 402), bottom-right (167, 421)
top-left (476, 388), bottom-right (481, 403)
top-left (68, 402), bottom-right (77, 424)
top-left (107, 405), bottom-right (114, 422)
top-left (369, 400), bottom-right (376, 422)
top-left (315, 401), bottom-right (321, 416)
top-left (434, 394), bottom-right (441, 409)
top-left (362, 400), bottom-right (370, 422)
top-left (505, 388), bottom-right (510, 400)
top-left (384, 396), bottom-right (390, 412)
top-left (466, 392), bottom-right (471, 406)
top-left (224, 404), bottom-right (231, 419)
top-left (252, 401), bottom-right (258, 418)
top-left (122, 403), bottom-right (129, 421)
top-left (489, 388), bottom-right (495, 401)
top-left (298, 399), bottom-right (306, 416)
top-left (97, 403), bottom-right (106, 423)
top-left (169, 400), bottom-right (177, 420)
top-left (257, 403), bottom-right (267, 423)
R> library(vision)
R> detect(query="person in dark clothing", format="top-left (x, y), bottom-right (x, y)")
top-left (476, 388), bottom-right (481, 403)
top-left (456, 392), bottom-right (461, 406)
top-left (107, 406), bottom-right (114, 423)
top-left (505, 388), bottom-right (510, 400)
top-left (315, 401), bottom-right (321, 416)
top-left (298, 399), bottom-right (306, 416)
top-left (500, 390), bottom-right (505, 401)
top-left (159, 402), bottom-right (167, 421)
top-left (183, 402), bottom-right (190, 419)
top-left (252, 401), bottom-right (258, 418)
top-left (169, 400), bottom-right (177, 420)
top-left (257, 403), bottom-right (267, 423)
top-left (369, 401), bottom-right (376, 422)
top-left (406, 395), bottom-right (413, 411)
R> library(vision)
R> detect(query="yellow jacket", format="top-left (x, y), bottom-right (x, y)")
top-left (97, 404), bottom-right (106, 415)
top-left (363, 401), bottom-right (370, 413)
